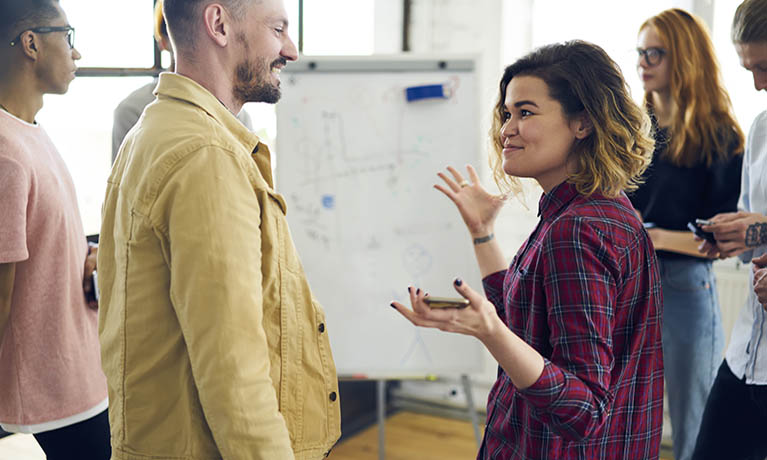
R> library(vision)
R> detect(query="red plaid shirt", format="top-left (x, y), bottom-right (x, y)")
top-left (479, 181), bottom-right (664, 459)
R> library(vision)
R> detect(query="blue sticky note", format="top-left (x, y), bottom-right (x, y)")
top-left (322, 194), bottom-right (335, 209)
top-left (405, 84), bottom-right (447, 102)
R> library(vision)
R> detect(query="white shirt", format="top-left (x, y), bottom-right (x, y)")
top-left (726, 109), bottom-right (767, 384)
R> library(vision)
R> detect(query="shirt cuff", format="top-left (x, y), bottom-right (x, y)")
top-left (739, 249), bottom-right (755, 263)
top-left (517, 359), bottom-right (566, 409)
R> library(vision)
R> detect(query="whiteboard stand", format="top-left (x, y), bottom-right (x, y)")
top-left (461, 374), bottom-right (482, 447)
top-left (375, 376), bottom-right (482, 460)
top-left (377, 379), bottom-right (386, 460)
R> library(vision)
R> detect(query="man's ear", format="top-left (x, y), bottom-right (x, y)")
top-left (18, 32), bottom-right (40, 61)
top-left (573, 112), bottom-right (594, 140)
top-left (158, 35), bottom-right (172, 53)
top-left (202, 3), bottom-right (231, 47)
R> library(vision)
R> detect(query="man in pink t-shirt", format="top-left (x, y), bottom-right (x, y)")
top-left (0, 1), bottom-right (109, 458)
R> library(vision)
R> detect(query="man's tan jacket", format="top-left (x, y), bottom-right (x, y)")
top-left (98, 72), bottom-right (341, 460)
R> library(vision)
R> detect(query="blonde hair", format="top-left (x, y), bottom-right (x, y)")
top-left (490, 40), bottom-right (654, 198)
top-left (153, 0), bottom-right (167, 44)
top-left (641, 9), bottom-right (744, 167)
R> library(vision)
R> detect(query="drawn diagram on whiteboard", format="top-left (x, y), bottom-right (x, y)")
top-left (401, 331), bottom-right (434, 367)
top-left (402, 243), bottom-right (433, 278)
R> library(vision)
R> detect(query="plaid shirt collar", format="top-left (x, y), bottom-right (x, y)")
top-left (538, 180), bottom-right (579, 220)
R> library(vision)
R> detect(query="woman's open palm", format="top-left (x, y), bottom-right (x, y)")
top-left (435, 165), bottom-right (506, 236)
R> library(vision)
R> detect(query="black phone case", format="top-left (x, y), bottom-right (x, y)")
top-left (687, 221), bottom-right (716, 244)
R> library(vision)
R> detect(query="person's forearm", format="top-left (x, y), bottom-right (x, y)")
top-left (0, 263), bottom-right (16, 344)
top-left (472, 229), bottom-right (509, 277)
top-left (479, 314), bottom-right (545, 390)
top-left (652, 229), bottom-right (715, 258)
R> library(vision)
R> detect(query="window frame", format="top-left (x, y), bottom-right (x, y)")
top-left (74, 0), bottom-right (307, 78)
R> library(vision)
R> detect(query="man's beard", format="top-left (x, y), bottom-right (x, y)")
top-left (233, 57), bottom-right (284, 104)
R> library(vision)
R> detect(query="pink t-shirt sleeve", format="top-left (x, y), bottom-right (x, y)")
top-left (0, 155), bottom-right (30, 263)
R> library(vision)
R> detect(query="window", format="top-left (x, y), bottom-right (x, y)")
top-left (529, 0), bottom-right (679, 102)
top-left (527, 0), bottom-right (767, 130)
top-left (38, 77), bottom-right (154, 234)
top-left (64, 0), bottom-right (156, 69)
top-left (302, 0), bottom-right (375, 55)
top-left (38, 0), bottom-right (375, 234)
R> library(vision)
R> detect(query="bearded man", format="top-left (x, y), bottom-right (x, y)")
top-left (97, 1), bottom-right (341, 458)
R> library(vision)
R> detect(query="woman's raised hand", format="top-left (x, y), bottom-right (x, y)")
top-left (435, 165), bottom-right (507, 237)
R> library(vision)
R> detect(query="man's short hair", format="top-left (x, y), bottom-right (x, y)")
top-left (0, 0), bottom-right (61, 45)
top-left (163, 0), bottom-right (247, 48)
top-left (732, 0), bottom-right (767, 43)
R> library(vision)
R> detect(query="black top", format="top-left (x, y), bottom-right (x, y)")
top-left (628, 125), bottom-right (743, 260)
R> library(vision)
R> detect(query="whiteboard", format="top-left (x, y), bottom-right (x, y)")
top-left (275, 56), bottom-right (485, 377)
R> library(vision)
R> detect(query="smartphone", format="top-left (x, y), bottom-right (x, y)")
top-left (423, 296), bottom-right (470, 309)
top-left (85, 271), bottom-right (99, 304)
top-left (687, 221), bottom-right (717, 244)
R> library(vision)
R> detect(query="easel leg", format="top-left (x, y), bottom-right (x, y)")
top-left (461, 374), bottom-right (482, 448)
top-left (377, 379), bottom-right (386, 460)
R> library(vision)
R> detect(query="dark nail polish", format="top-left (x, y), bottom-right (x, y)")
top-left (416, 288), bottom-right (420, 295)
top-left (390, 303), bottom-right (396, 309)
top-left (408, 287), bottom-right (411, 293)
top-left (454, 278), bottom-right (463, 286)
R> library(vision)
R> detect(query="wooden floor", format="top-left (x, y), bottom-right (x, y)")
top-left (0, 411), bottom-right (674, 459)
top-left (330, 412), bottom-right (481, 460)
top-left (329, 411), bottom-right (674, 459)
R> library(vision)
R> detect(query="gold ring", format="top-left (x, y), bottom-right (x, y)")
top-left (459, 180), bottom-right (469, 188)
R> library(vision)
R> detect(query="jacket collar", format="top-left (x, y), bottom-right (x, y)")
top-left (154, 72), bottom-right (260, 155)
top-left (154, 72), bottom-right (280, 190)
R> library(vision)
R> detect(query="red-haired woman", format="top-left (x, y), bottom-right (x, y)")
top-left (632, 8), bottom-right (745, 460)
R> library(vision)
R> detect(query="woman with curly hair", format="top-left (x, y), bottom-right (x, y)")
top-left (631, 9), bottom-right (745, 460)
top-left (391, 40), bottom-right (664, 459)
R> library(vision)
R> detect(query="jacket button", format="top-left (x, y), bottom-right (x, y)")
top-left (318, 323), bottom-right (325, 333)
top-left (329, 391), bottom-right (337, 402)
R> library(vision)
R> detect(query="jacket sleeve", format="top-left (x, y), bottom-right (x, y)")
top-left (153, 146), bottom-right (294, 460)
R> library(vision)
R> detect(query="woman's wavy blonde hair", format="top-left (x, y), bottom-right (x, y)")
top-left (489, 40), bottom-right (654, 198)
top-left (641, 9), bottom-right (744, 167)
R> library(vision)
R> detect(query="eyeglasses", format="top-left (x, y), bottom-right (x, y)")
top-left (10, 26), bottom-right (75, 49)
top-left (636, 47), bottom-right (666, 66)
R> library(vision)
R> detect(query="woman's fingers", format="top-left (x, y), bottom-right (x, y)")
top-left (451, 277), bottom-right (483, 307)
top-left (434, 183), bottom-right (459, 202)
top-left (391, 289), bottom-right (458, 327)
top-left (467, 164), bottom-right (481, 184)
top-left (409, 286), bottom-right (430, 315)
top-left (391, 301), bottom-right (443, 328)
top-left (446, 166), bottom-right (472, 191)
top-left (437, 171), bottom-right (462, 193)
